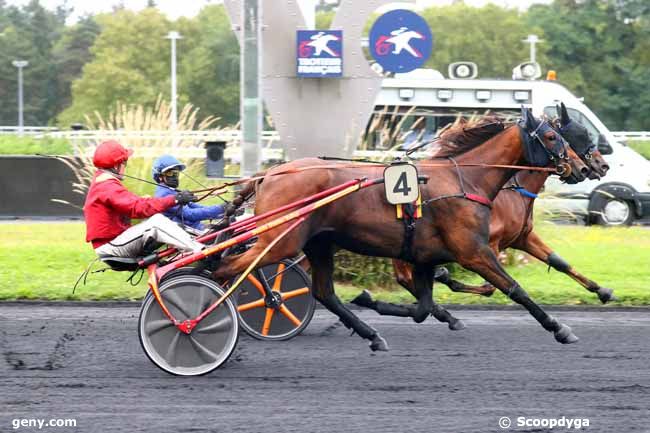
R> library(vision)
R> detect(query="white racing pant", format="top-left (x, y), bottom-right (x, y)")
top-left (95, 213), bottom-right (204, 258)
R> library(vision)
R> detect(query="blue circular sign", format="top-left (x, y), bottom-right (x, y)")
top-left (369, 9), bottom-right (433, 74)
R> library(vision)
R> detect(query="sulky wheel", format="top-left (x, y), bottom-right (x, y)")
top-left (235, 259), bottom-right (315, 341)
top-left (138, 274), bottom-right (239, 376)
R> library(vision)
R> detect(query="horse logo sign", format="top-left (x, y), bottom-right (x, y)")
top-left (296, 30), bottom-right (343, 78)
top-left (369, 9), bottom-right (433, 74)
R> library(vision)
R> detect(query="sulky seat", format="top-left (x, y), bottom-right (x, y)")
top-left (99, 256), bottom-right (142, 272)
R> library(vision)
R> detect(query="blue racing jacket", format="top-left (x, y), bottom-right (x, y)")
top-left (154, 185), bottom-right (225, 230)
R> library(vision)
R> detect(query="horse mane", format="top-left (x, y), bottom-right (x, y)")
top-left (433, 115), bottom-right (507, 158)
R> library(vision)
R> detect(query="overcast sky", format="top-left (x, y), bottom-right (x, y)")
top-left (5, 0), bottom-right (552, 23)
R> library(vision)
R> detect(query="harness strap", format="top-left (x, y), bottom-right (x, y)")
top-left (188, 161), bottom-right (558, 201)
top-left (501, 174), bottom-right (538, 199)
top-left (513, 187), bottom-right (538, 199)
top-left (399, 203), bottom-right (417, 262)
top-left (464, 193), bottom-right (493, 207)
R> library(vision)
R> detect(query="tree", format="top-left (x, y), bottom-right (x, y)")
top-left (59, 5), bottom-right (241, 127)
top-left (0, 0), bottom-right (68, 125)
top-left (52, 14), bottom-right (101, 119)
top-left (58, 8), bottom-right (171, 126)
top-left (420, 3), bottom-right (548, 79)
top-left (176, 5), bottom-right (240, 125)
top-left (525, 0), bottom-right (640, 129)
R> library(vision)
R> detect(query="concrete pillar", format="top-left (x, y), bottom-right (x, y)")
top-left (224, 0), bottom-right (414, 159)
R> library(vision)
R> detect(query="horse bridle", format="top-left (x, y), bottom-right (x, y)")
top-left (519, 117), bottom-right (572, 177)
top-left (558, 119), bottom-right (596, 162)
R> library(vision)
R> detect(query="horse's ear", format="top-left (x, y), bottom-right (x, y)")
top-left (521, 106), bottom-right (531, 127)
top-left (523, 107), bottom-right (537, 129)
top-left (560, 102), bottom-right (571, 125)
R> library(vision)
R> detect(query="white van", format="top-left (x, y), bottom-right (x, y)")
top-left (365, 69), bottom-right (650, 226)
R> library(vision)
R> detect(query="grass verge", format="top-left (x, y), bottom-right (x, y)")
top-left (628, 140), bottom-right (650, 160)
top-left (0, 135), bottom-right (72, 155)
top-left (0, 222), bottom-right (648, 305)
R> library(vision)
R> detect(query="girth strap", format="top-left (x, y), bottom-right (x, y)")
top-left (399, 203), bottom-right (417, 262)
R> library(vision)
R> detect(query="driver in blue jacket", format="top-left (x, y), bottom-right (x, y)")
top-left (152, 155), bottom-right (228, 231)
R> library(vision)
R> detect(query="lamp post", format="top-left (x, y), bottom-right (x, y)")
top-left (165, 31), bottom-right (182, 130)
top-left (12, 60), bottom-right (28, 136)
top-left (522, 34), bottom-right (542, 63)
top-left (240, 0), bottom-right (262, 176)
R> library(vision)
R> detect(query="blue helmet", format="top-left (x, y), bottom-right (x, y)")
top-left (152, 154), bottom-right (186, 183)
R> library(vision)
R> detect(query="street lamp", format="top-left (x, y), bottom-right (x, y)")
top-left (522, 34), bottom-right (543, 63)
top-left (12, 60), bottom-right (28, 136)
top-left (165, 31), bottom-right (182, 130)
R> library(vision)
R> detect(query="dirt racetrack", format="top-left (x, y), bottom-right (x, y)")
top-left (1, 304), bottom-right (649, 433)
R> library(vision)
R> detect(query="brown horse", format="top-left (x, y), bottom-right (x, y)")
top-left (387, 157), bottom-right (613, 314)
top-left (214, 109), bottom-right (588, 351)
top-left (364, 106), bottom-right (614, 330)
top-left (360, 105), bottom-right (614, 328)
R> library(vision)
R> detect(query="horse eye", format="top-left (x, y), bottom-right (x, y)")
top-left (544, 131), bottom-right (556, 140)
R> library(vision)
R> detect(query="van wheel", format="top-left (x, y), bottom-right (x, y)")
top-left (589, 195), bottom-right (634, 226)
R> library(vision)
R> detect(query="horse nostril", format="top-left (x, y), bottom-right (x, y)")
top-left (602, 164), bottom-right (610, 172)
top-left (580, 166), bottom-right (589, 175)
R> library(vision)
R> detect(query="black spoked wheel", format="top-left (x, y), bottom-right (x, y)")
top-left (138, 275), bottom-right (239, 376)
top-left (235, 259), bottom-right (314, 341)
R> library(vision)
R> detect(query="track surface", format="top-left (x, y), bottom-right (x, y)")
top-left (1, 305), bottom-right (649, 433)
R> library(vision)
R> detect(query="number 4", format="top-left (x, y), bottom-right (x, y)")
top-left (393, 172), bottom-right (412, 196)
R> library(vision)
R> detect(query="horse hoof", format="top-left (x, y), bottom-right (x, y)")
top-left (434, 267), bottom-right (449, 280)
top-left (479, 284), bottom-right (496, 297)
top-left (554, 324), bottom-right (579, 344)
top-left (369, 334), bottom-right (389, 352)
top-left (351, 290), bottom-right (374, 308)
top-left (597, 287), bottom-right (617, 304)
top-left (448, 319), bottom-right (466, 331)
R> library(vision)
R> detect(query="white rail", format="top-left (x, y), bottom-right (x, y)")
top-left (612, 131), bottom-right (650, 140)
top-left (0, 126), bottom-right (60, 135)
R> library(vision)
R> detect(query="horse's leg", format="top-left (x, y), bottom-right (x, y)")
top-left (353, 264), bottom-right (466, 330)
top-left (456, 244), bottom-right (579, 344)
top-left (516, 231), bottom-right (616, 303)
top-left (434, 267), bottom-right (496, 296)
top-left (381, 260), bottom-right (465, 330)
top-left (212, 233), bottom-right (300, 282)
top-left (304, 240), bottom-right (388, 352)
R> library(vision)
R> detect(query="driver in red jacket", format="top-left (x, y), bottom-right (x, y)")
top-left (84, 140), bottom-right (204, 258)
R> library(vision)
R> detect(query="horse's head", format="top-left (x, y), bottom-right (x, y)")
top-left (518, 107), bottom-right (588, 182)
top-left (556, 102), bottom-right (609, 180)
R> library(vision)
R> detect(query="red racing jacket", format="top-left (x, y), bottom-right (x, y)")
top-left (83, 170), bottom-right (176, 248)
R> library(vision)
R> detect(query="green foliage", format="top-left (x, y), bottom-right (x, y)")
top-left (420, 4), bottom-right (547, 79)
top-left (1, 222), bottom-right (648, 305)
top-left (57, 5), bottom-right (240, 127)
top-left (176, 5), bottom-right (240, 125)
top-left (58, 8), bottom-right (172, 126)
top-left (3, 1), bottom-right (650, 131)
top-left (0, 0), bottom-right (69, 125)
top-left (627, 140), bottom-right (650, 159)
top-left (525, 0), bottom-right (647, 130)
top-left (51, 15), bottom-right (101, 120)
top-left (315, 10), bottom-right (335, 29)
top-left (0, 134), bottom-right (71, 155)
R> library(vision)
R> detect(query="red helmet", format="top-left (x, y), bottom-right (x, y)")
top-left (92, 140), bottom-right (133, 169)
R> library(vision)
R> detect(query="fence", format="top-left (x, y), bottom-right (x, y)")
top-left (611, 131), bottom-right (650, 141)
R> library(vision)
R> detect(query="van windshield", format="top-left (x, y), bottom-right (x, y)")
top-left (362, 106), bottom-right (519, 150)
top-left (543, 106), bottom-right (599, 148)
